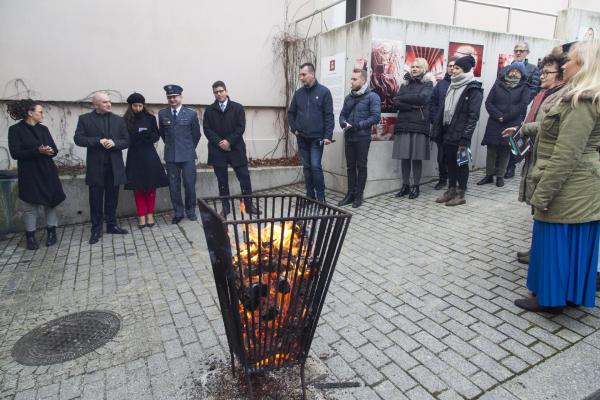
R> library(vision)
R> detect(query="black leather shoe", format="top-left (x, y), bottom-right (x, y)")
top-left (514, 297), bottom-right (562, 314)
top-left (395, 184), bottom-right (410, 197)
top-left (504, 167), bottom-right (515, 179)
top-left (107, 225), bottom-right (128, 234)
top-left (89, 230), bottom-right (101, 245)
top-left (338, 193), bottom-right (354, 206)
top-left (25, 231), bottom-right (39, 250)
top-left (188, 214), bottom-right (198, 221)
top-left (477, 175), bottom-right (494, 185)
top-left (408, 185), bottom-right (420, 200)
top-left (352, 194), bottom-right (363, 208)
top-left (434, 180), bottom-right (446, 190)
top-left (172, 216), bottom-right (184, 224)
top-left (496, 177), bottom-right (505, 187)
top-left (45, 226), bottom-right (57, 247)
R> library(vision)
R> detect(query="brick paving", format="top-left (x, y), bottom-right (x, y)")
top-left (1, 170), bottom-right (600, 399)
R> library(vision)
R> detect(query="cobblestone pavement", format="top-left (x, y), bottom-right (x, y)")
top-left (1, 171), bottom-right (600, 399)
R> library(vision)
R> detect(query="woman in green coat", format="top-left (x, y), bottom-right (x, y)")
top-left (514, 40), bottom-right (600, 312)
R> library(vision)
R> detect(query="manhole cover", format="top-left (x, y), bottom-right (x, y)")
top-left (12, 310), bottom-right (121, 366)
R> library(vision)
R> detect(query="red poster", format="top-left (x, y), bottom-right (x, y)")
top-left (448, 42), bottom-right (484, 77)
top-left (370, 39), bottom-right (402, 113)
top-left (371, 114), bottom-right (396, 141)
top-left (404, 45), bottom-right (445, 81)
top-left (497, 53), bottom-right (515, 77)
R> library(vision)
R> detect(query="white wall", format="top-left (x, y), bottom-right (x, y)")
top-left (389, 0), bottom-right (600, 39)
top-left (0, 0), bottom-right (299, 167)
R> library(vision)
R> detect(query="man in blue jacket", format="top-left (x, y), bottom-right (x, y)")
top-left (159, 84), bottom-right (201, 224)
top-left (430, 56), bottom-right (459, 190)
top-left (288, 63), bottom-right (334, 202)
top-left (338, 68), bottom-right (381, 208)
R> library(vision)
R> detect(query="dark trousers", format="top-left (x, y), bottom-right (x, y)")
top-left (507, 152), bottom-right (518, 172)
top-left (166, 160), bottom-right (197, 218)
top-left (485, 145), bottom-right (511, 177)
top-left (436, 142), bottom-right (447, 181)
top-left (89, 162), bottom-right (119, 232)
top-left (297, 136), bottom-right (325, 199)
top-left (443, 144), bottom-right (469, 190)
top-left (213, 164), bottom-right (253, 209)
top-left (345, 139), bottom-right (371, 195)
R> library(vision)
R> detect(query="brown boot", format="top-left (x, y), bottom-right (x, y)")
top-left (435, 187), bottom-right (456, 203)
top-left (445, 189), bottom-right (466, 206)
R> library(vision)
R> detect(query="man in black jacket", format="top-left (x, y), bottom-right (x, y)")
top-left (203, 81), bottom-right (259, 217)
top-left (288, 63), bottom-right (334, 202)
top-left (74, 92), bottom-right (129, 244)
top-left (338, 69), bottom-right (381, 207)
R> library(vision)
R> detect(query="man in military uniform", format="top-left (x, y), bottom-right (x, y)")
top-left (158, 85), bottom-right (201, 223)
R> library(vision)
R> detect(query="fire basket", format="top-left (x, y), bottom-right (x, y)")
top-left (198, 194), bottom-right (352, 399)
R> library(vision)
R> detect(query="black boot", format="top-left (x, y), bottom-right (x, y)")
top-left (408, 185), bottom-right (420, 199)
top-left (46, 226), bottom-right (57, 247)
top-left (434, 179), bottom-right (446, 190)
top-left (338, 193), bottom-right (354, 206)
top-left (496, 177), bottom-right (505, 187)
top-left (504, 166), bottom-right (515, 179)
top-left (25, 231), bottom-right (39, 250)
top-left (476, 175), bottom-right (494, 185)
top-left (352, 193), bottom-right (363, 208)
top-left (395, 184), bottom-right (410, 197)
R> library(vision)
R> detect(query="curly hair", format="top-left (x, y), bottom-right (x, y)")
top-left (540, 51), bottom-right (568, 81)
top-left (6, 99), bottom-right (40, 121)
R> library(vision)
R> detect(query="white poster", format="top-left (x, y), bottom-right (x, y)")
top-left (320, 53), bottom-right (346, 133)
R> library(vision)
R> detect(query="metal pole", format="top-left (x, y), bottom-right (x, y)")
top-left (357, 0), bottom-right (361, 19)
top-left (507, 7), bottom-right (512, 33)
top-left (453, 0), bottom-right (458, 26)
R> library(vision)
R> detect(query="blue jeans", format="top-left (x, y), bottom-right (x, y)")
top-left (166, 161), bottom-right (197, 218)
top-left (297, 136), bottom-right (325, 200)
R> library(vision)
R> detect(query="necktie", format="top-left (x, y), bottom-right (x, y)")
top-left (172, 109), bottom-right (177, 120)
top-left (220, 103), bottom-right (225, 112)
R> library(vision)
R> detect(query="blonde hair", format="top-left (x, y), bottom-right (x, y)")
top-left (411, 58), bottom-right (428, 73)
top-left (565, 39), bottom-right (600, 110)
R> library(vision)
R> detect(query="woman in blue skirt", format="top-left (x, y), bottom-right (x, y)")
top-left (514, 39), bottom-right (600, 312)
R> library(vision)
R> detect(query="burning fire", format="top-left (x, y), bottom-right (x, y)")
top-left (233, 201), bottom-right (314, 369)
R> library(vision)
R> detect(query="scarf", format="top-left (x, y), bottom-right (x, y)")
top-left (504, 75), bottom-right (521, 89)
top-left (443, 71), bottom-right (474, 125)
top-left (351, 82), bottom-right (369, 97)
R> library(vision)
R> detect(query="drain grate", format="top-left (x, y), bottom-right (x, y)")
top-left (12, 310), bottom-right (121, 366)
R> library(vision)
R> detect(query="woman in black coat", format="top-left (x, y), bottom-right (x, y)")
top-left (478, 62), bottom-right (530, 187)
top-left (7, 99), bottom-right (66, 250)
top-left (392, 58), bottom-right (434, 200)
top-left (123, 93), bottom-right (169, 228)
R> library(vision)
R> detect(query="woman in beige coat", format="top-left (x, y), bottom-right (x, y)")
top-left (514, 40), bottom-right (600, 312)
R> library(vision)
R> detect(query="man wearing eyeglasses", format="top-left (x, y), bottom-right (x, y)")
top-left (203, 81), bottom-right (259, 217)
top-left (501, 42), bottom-right (541, 178)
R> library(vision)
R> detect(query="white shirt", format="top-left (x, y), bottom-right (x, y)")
top-left (219, 100), bottom-right (228, 111)
top-left (170, 105), bottom-right (183, 115)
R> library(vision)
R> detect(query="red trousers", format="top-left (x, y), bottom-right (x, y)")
top-left (134, 190), bottom-right (156, 217)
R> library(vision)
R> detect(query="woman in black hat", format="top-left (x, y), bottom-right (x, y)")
top-left (7, 99), bottom-right (66, 250)
top-left (124, 93), bottom-right (169, 228)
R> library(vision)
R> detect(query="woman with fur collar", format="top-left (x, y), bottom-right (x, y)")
top-left (392, 58), bottom-right (434, 200)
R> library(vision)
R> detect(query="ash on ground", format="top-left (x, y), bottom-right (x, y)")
top-left (182, 355), bottom-right (332, 400)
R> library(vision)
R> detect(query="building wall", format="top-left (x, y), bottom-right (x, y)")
top-left (317, 15), bottom-right (558, 196)
top-left (0, 0), bottom-right (298, 167)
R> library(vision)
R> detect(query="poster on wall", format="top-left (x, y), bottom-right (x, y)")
top-left (354, 58), bottom-right (368, 70)
top-left (404, 45), bottom-right (445, 81)
top-left (371, 115), bottom-right (396, 141)
top-left (370, 39), bottom-right (402, 114)
top-left (577, 26), bottom-right (597, 40)
top-left (448, 42), bottom-right (484, 77)
top-left (496, 53), bottom-right (515, 77)
top-left (320, 52), bottom-right (346, 133)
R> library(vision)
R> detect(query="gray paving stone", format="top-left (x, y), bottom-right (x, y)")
top-left (408, 365), bottom-right (448, 393)
top-left (380, 362), bottom-right (417, 391)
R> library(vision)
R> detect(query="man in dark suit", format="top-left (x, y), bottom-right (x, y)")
top-left (74, 91), bottom-right (129, 244)
top-left (158, 84), bottom-right (201, 224)
top-left (203, 81), bottom-right (259, 217)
